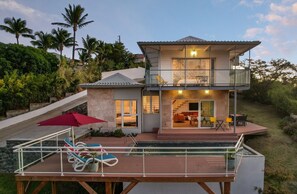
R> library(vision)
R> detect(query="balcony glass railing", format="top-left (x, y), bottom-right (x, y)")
top-left (146, 69), bottom-right (250, 87)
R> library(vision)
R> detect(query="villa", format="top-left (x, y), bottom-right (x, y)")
top-left (14, 36), bottom-right (266, 194)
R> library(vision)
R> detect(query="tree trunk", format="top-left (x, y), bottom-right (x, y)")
top-left (16, 34), bottom-right (19, 45)
top-left (72, 27), bottom-right (76, 61)
top-left (60, 50), bottom-right (63, 61)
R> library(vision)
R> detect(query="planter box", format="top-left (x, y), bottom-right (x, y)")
top-left (6, 109), bottom-right (29, 118)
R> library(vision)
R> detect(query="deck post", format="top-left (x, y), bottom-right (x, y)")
top-left (224, 182), bottom-right (231, 194)
top-left (159, 90), bottom-right (162, 132)
top-left (51, 181), bottom-right (57, 194)
top-left (105, 182), bottom-right (112, 194)
top-left (233, 90), bottom-right (237, 133)
top-left (16, 181), bottom-right (25, 194)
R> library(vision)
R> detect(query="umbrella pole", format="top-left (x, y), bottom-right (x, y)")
top-left (72, 126), bottom-right (75, 145)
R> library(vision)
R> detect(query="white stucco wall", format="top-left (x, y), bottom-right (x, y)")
top-left (124, 145), bottom-right (265, 194)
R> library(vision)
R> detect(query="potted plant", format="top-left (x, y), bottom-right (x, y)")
top-left (84, 150), bottom-right (100, 172)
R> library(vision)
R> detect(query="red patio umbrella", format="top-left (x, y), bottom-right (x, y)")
top-left (38, 112), bottom-right (106, 143)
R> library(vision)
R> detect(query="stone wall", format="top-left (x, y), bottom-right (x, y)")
top-left (0, 140), bottom-right (64, 173)
top-left (87, 89), bottom-right (115, 130)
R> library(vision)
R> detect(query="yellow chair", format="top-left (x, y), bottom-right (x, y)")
top-left (210, 117), bottom-right (216, 128)
top-left (224, 117), bottom-right (232, 130)
top-left (155, 75), bottom-right (168, 85)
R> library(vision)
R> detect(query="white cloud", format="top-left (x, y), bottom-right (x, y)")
top-left (270, 3), bottom-right (290, 12)
top-left (292, 2), bottom-right (297, 14)
top-left (243, 1), bottom-right (297, 62)
top-left (244, 28), bottom-right (263, 38)
top-left (265, 25), bottom-right (280, 35)
top-left (0, 0), bottom-right (58, 23)
top-left (265, 13), bottom-right (283, 22)
top-left (0, 0), bottom-right (37, 18)
top-left (239, 0), bottom-right (264, 7)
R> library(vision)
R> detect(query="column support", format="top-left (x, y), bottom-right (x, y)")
top-left (233, 90), bottom-right (237, 133)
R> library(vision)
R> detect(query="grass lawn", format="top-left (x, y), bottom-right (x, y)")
top-left (0, 173), bottom-right (16, 194)
top-left (234, 97), bottom-right (297, 193)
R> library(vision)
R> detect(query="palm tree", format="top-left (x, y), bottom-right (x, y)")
top-left (52, 4), bottom-right (94, 61)
top-left (51, 28), bottom-right (74, 60)
top-left (0, 17), bottom-right (34, 44)
top-left (77, 35), bottom-right (98, 59)
top-left (31, 31), bottom-right (53, 52)
top-left (78, 50), bottom-right (89, 66)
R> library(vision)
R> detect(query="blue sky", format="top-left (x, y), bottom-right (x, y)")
top-left (0, 0), bottom-right (297, 63)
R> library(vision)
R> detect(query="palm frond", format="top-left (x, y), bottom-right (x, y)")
top-left (78, 20), bottom-right (94, 28)
top-left (52, 22), bottom-right (71, 28)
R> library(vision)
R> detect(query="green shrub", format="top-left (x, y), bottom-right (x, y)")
top-left (114, 129), bottom-right (125, 137)
top-left (283, 122), bottom-right (297, 136)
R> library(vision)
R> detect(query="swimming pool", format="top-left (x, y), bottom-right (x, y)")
top-left (129, 141), bottom-right (238, 156)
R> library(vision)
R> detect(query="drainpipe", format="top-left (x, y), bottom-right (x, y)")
top-left (159, 90), bottom-right (162, 132)
top-left (141, 88), bottom-right (145, 133)
top-left (184, 45), bottom-right (187, 88)
top-left (233, 90), bottom-right (237, 133)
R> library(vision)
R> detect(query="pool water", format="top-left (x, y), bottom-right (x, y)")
top-left (129, 141), bottom-right (237, 156)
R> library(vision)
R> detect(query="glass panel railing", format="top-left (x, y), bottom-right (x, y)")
top-left (146, 69), bottom-right (250, 87)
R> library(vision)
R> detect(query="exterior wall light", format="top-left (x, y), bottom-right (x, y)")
top-left (191, 50), bottom-right (197, 57)
top-left (205, 90), bottom-right (209, 94)
top-left (178, 90), bottom-right (183, 94)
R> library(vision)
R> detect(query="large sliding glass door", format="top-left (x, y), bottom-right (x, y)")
top-left (200, 101), bottom-right (215, 128)
top-left (172, 99), bottom-right (215, 128)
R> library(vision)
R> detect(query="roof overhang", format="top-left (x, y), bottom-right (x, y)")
top-left (138, 40), bottom-right (261, 65)
top-left (80, 84), bottom-right (144, 89)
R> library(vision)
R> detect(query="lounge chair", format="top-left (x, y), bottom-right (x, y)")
top-left (64, 137), bottom-right (102, 163)
top-left (71, 151), bottom-right (119, 172)
top-left (155, 75), bottom-right (168, 85)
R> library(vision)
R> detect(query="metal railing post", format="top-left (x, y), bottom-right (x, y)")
top-left (18, 148), bottom-right (21, 173)
top-left (185, 149), bottom-right (188, 177)
top-left (60, 148), bottom-right (64, 176)
top-left (101, 153), bottom-right (104, 177)
top-left (21, 148), bottom-right (24, 176)
top-left (225, 149), bottom-right (228, 177)
top-left (142, 149), bottom-right (146, 177)
top-left (40, 140), bottom-right (44, 162)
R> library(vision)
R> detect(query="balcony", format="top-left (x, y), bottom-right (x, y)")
top-left (145, 69), bottom-right (250, 90)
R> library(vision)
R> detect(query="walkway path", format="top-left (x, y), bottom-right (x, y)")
top-left (0, 91), bottom-right (87, 146)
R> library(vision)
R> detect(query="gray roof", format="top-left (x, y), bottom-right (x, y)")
top-left (80, 73), bottom-right (144, 88)
top-left (138, 36), bottom-right (260, 46)
top-left (177, 36), bottom-right (206, 42)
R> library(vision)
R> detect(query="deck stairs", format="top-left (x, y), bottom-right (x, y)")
top-left (157, 130), bottom-right (238, 141)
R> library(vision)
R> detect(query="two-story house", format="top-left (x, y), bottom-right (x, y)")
top-left (81, 36), bottom-right (261, 137)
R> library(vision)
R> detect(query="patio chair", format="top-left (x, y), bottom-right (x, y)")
top-left (210, 117), bottom-right (216, 128)
top-left (155, 75), bottom-right (168, 85)
top-left (237, 115), bottom-right (248, 126)
top-left (64, 137), bottom-right (102, 163)
top-left (223, 117), bottom-right (233, 130)
top-left (71, 151), bottom-right (119, 172)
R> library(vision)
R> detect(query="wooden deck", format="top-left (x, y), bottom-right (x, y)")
top-left (14, 122), bottom-right (266, 194)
